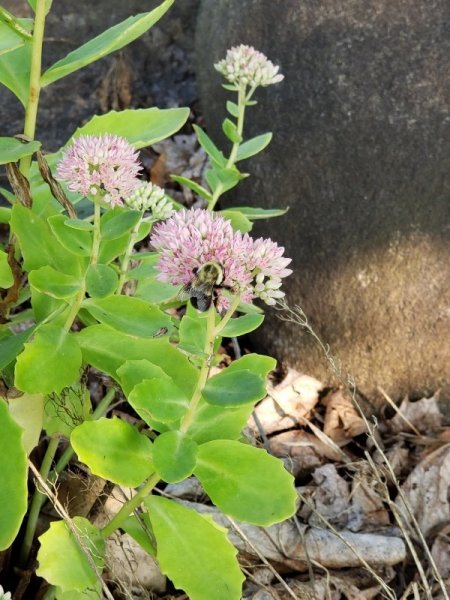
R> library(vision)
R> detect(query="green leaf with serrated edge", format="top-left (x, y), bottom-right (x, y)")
top-left (48, 214), bottom-right (92, 257)
top-left (0, 206), bottom-right (11, 222)
top-left (186, 399), bottom-right (254, 444)
top-left (226, 101), bottom-right (239, 118)
top-left (0, 326), bottom-right (34, 370)
top-left (41, 0), bottom-right (175, 86)
top-left (98, 232), bottom-right (129, 264)
top-left (221, 313), bottom-right (264, 337)
top-left (36, 517), bottom-right (105, 592)
top-left (0, 250), bottom-right (13, 288)
top-left (128, 378), bottom-right (189, 425)
top-left (29, 266), bottom-right (81, 299)
top-left (228, 205), bottom-right (289, 220)
top-left (85, 264), bottom-right (118, 298)
top-left (118, 359), bottom-right (169, 396)
top-left (227, 353), bottom-right (276, 379)
top-left (153, 431), bottom-right (198, 483)
top-left (203, 369), bottom-right (266, 407)
top-left (136, 277), bottom-right (179, 303)
top-left (30, 286), bottom-right (68, 324)
top-left (44, 384), bottom-right (91, 437)
top-left (222, 118), bottom-right (242, 144)
top-left (9, 393), bottom-right (44, 454)
top-left (146, 496), bottom-right (244, 600)
top-left (206, 167), bottom-right (240, 195)
top-left (194, 440), bottom-right (297, 526)
top-left (64, 218), bottom-right (94, 231)
top-left (67, 106), bottom-right (189, 150)
top-left (179, 314), bottom-right (207, 356)
top-left (77, 326), bottom-right (198, 394)
top-left (10, 204), bottom-right (83, 276)
top-left (71, 417), bottom-right (154, 487)
top-left (122, 514), bottom-right (155, 556)
top-left (15, 325), bottom-right (82, 394)
top-left (54, 585), bottom-right (101, 600)
top-left (235, 132), bottom-right (272, 162)
top-left (83, 296), bottom-right (172, 338)
top-left (192, 124), bottom-right (226, 167)
top-left (0, 137), bottom-right (40, 164)
top-left (0, 38), bottom-right (31, 105)
top-left (170, 175), bottom-right (212, 201)
top-left (218, 209), bottom-right (252, 233)
top-left (100, 208), bottom-right (141, 240)
top-left (0, 399), bottom-right (27, 550)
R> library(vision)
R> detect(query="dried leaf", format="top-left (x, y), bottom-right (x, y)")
top-left (387, 393), bottom-right (443, 435)
top-left (431, 534), bottom-right (450, 579)
top-left (309, 464), bottom-right (350, 528)
top-left (323, 389), bottom-right (366, 445)
top-left (249, 370), bottom-right (322, 435)
top-left (347, 470), bottom-right (390, 532)
top-left (395, 444), bottom-right (450, 537)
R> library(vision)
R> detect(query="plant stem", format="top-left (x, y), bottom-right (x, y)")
top-left (18, 389), bottom-right (116, 567)
top-left (90, 202), bottom-right (102, 266)
top-left (209, 84), bottom-right (250, 211)
top-left (101, 473), bottom-right (160, 539)
top-left (214, 294), bottom-right (241, 337)
top-left (19, 436), bottom-right (60, 567)
top-left (117, 212), bottom-right (144, 294)
top-left (19, 0), bottom-right (47, 177)
top-left (63, 286), bottom-right (85, 331)
top-left (179, 306), bottom-right (217, 433)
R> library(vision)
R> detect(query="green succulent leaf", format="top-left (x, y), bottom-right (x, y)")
top-left (226, 101), bottom-right (239, 118)
top-left (121, 514), bottom-right (155, 556)
top-left (78, 326), bottom-right (198, 394)
top-left (15, 325), bottom-right (82, 394)
top-left (9, 393), bottom-right (44, 454)
top-left (48, 214), bottom-right (92, 257)
top-left (0, 250), bottom-right (13, 288)
top-left (29, 266), bottom-right (81, 299)
top-left (228, 205), bottom-right (289, 220)
top-left (0, 399), bottom-right (27, 550)
top-left (202, 369), bottom-right (266, 407)
top-left (146, 496), bottom-right (244, 600)
top-left (192, 124), bottom-right (226, 167)
top-left (186, 399), bottom-right (254, 444)
top-left (41, 0), bottom-right (175, 86)
top-left (220, 313), bottom-right (264, 337)
top-left (37, 517), bottom-right (105, 592)
top-left (67, 106), bottom-right (189, 150)
top-left (206, 166), bottom-right (240, 195)
top-left (71, 417), bottom-right (154, 487)
top-left (100, 208), bottom-right (141, 240)
top-left (194, 440), bottom-right (298, 526)
top-left (227, 353), bottom-right (276, 379)
top-left (85, 264), bottom-right (118, 298)
top-left (235, 132), bottom-right (272, 161)
top-left (83, 295), bottom-right (172, 338)
top-left (170, 175), bottom-right (213, 201)
top-left (64, 218), bottom-right (94, 231)
top-left (136, 277), bottom-right (179, 304)
top-left (218, 209), bottom-right (252, 233)
top-left (0, 136), bottom-right (40, 164)
top-left (0, 37), bottom-right (31, 105)
top-left (153, 431), bottom-right (198, 483)
top-left (222, 118), bottom-right (242, 144)
top-left (128, 378), bottom-right (189, 425)
top-left (0, 326), bottom-right (34, 370)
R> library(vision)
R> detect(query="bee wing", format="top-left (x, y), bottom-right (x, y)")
top-left (177, 283), bottom-right (193, 302)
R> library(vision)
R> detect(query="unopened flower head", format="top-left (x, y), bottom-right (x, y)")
top-left (125, 182), bottom-right (174, 220)
top-left (214, 44), bottom-right (284, 88)
top-left (57, 134), bottom-right (142, 206)
top-left (150, 208), bottom-right (291, 310)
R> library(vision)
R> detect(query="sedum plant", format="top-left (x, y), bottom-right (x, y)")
top-left (0, 0), bottom-right (294, 596)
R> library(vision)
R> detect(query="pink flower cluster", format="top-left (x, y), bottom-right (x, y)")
top-left (150, 209), bottom-right (292, 310)
top-left (57, 134), bottom-right (142, 206)
top-left (214, 45), bottom-right (284, 88)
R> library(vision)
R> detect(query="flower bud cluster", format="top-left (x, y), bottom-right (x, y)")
top-left (125, 183), bottom-right (174, 220)
top-left (214, 44), bottom-right (284, 88)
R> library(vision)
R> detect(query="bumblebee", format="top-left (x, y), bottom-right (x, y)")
top-left (179, 260), bottom-right (225, 312)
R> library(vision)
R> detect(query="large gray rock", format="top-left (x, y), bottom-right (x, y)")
top-left (196, 0), bottom-right (450, 399)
